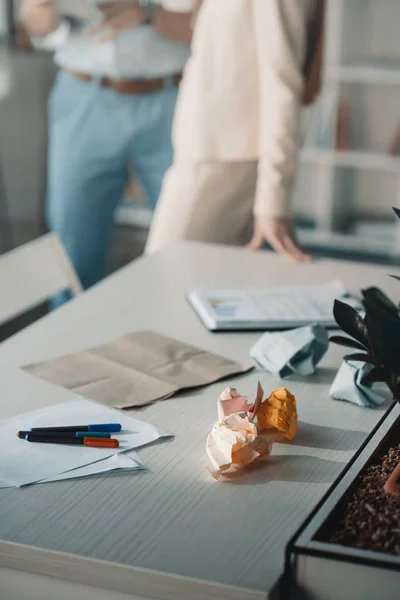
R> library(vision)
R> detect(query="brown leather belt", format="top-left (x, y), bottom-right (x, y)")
top-left (64, 69), bottom-right (182, 94)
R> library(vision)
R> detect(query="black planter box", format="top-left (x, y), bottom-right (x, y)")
top-left (283, 402), bottom-right (400, 600)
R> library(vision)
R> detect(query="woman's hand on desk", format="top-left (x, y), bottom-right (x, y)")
top-left (247, 216), bottom-right (312, 263)
top-left (21, 0), bottom-right (60, 38)
top-left (85, 2), bottom-right (145, 42)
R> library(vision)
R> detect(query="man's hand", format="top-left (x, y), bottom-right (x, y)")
top-left (247, 216), bottom-right (312, 263)
top-left (21, 0), bottom-right (60, 38)
top-left (85, 2), bottom-right (145, 43)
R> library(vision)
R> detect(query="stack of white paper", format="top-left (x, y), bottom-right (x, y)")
top-left (0, 398), bottom-right (172, 487)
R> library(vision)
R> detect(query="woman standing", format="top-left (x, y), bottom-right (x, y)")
top-left (146, 0), bottom-right (325, 261)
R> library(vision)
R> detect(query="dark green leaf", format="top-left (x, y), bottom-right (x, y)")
top-left (361, 366), bottom-right (387, 387)
top-left (333, 300), bottom-right (369, 348)
top-left (390, 275), bottom-right (400, 281)
top-left (344, 353), bottom-right (375, 364)
top-left (329, 336), bottom-right (366, 350)
top-left (393, 207), bottom-right (400, 220)
top-left (364, 292), bottom-right (400, 325)
top-left (365, 310), bottom-right (400, 375)
top-left (362, 286), bottom-right (398, 315)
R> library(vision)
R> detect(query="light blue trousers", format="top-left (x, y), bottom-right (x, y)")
top-left (46, 71), bottom-right (177, 298)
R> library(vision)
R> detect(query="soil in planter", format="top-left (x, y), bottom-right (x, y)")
top-left (329, 444), bottom-right (400, 555)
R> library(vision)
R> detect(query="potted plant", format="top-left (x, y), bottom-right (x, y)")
top-left (330, 207), bottom-right (400, 401)
top-left (284, 404), bottom-right (400, 600)
top-left (283, 210), bottom-right (400, 600)
top-left (331, 207), bottom-right (400, 496)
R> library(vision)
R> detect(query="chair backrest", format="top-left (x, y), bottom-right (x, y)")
top-left (0, 233), bottom-right (82, 326)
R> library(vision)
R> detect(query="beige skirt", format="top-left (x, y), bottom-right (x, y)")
top-left (145, 159), bottom-right (258, 254)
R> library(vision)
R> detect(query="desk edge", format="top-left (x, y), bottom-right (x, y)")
top-left (0, 540), bottom-right (268, 600)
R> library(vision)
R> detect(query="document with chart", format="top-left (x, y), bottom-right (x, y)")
top-left (188, 281), bottom-right (348, 331)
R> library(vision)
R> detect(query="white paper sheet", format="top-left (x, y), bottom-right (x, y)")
top-left (0, 398), bottom-right (172, 487)
top-left (41, 450), bottom-right (146, 483)
top-left (0, 451), bottom-right (146, 488)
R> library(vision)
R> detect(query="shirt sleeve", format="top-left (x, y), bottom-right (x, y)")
top-left (251, 0), bottom-right (308, 218)
top-left (30, 19), bottom-right (71, 52)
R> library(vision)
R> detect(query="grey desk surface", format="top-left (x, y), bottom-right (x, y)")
top-left (0, 242), bottom-right (396, 600)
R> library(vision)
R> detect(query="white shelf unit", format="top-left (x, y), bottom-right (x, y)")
top-left (295, 0), bottom-right (400, 259)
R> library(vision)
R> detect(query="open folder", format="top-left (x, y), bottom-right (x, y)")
top-left (188, 281), bottom-right (348, 331)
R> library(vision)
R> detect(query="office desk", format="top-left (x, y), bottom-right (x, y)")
top-left (0, 242), bottom-right (396, 600)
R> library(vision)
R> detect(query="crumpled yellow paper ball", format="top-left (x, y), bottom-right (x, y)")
top-left (256, 387), bottom-right (297, 441)
top-left (206, 412), bottom-right (272, 475)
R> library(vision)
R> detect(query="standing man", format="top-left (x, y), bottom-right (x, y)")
top-left (21, 0), bottom-right (195, 298)
top-left (146, 0), bottom-right (325, 261)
